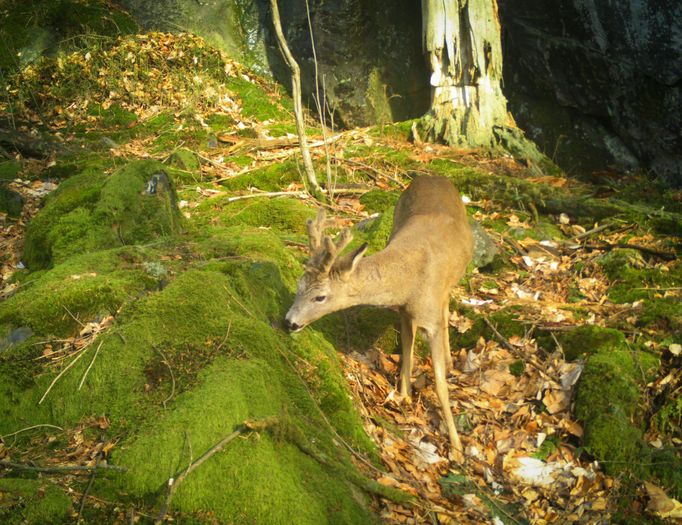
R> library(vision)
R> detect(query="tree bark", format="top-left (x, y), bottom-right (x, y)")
top-left (418, 0), bottom-right (511, 148)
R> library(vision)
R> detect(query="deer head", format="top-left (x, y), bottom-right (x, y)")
top-left (284, 208), bottom-right (368, 332)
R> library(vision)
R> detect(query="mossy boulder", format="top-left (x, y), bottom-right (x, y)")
top-left (23, 160), bottom-right (182, 269)
top-left (0, 186), bottom-right (23, 217)
top-left (557, 325), bottom-right (627, 361)
top-left (0, 160), bottom-right (21, 182)
top-left (0, 230), bottom-right (378, 523)
top-left (595, 250), bottom-right (682, 336)
top-left (199, 196), bottom-right (315, 235)
top-left (219, 159), bottom-right (299, 192)
top-left (169, 147), bottom-right (201, 175)
top-left (558, 325), bottom-right (662, 480)
top-left (0, 478), bottom-right (71, 525)
top-left (0, 248), bottom-right (157, 336)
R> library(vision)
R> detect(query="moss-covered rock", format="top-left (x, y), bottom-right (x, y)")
top-left (23, 160), bottom-right (182, 269)
top-left (0, 186), bottom-right (23, 217)
top-left (219, 159), bottom-right (299, 192)
top-left (0, 241), bottom-right (378, 523)
top-left (557, 324), bottom-right (627, 361)
top-left (198, 196), bottom-right (315, 235)
top-left (0, 479), bottom-right (71, 525)
top-left (359, 189), bottom-right (400, 214)
top-left (595, 250), bottom-right (682, 337)
top-left (0, 160), bottom-right (21, 181)
top-left (0, 248), bottom-right (156, 336)
top-left (558, 324), bottom-right (662, 492)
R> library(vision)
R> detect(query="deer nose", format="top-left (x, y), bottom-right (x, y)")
top-left (284, 318), bottom-right (300, 332)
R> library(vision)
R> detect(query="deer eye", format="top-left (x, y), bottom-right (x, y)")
top-left (314, 295), bottom-right (327, 302)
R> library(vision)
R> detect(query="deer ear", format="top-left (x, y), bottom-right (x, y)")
top-left (334, 242), bottom-right (368, 280)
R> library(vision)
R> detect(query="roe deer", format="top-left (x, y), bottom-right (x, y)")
top-left (284, 176), bottom-right (473, 462)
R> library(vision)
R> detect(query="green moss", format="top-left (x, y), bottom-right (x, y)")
top-left (113, 357), bottom-right (374, 525)
top-left (206, 113), bottom-right (235, 131)
top-left (657, 395), bottom-right (682, 436)
top-left (96, 160), bottom-right (182, 242)
top-left (355, 209), bottom-right (395, 253)
top-left (194, 226), bottom-right (302, 285)
top-left (227, 76), bottom-right (290, 122)
top-left (557, 325), bottom-right (626, 361)
top-left (200, 196), bottom-right (315, 235)
top-left (575, 351), bottom-right (643, 472)
top-left (219, 159), bottom-right (299, 191)
top-left (0, 0), bottom-right (137, 73)
top-left (0, 479), bottom-right (71, 525)
top-left (0, 186), bottom-right (23, 217)
top-left (509, 360), bottom-right (525, 377)
top-left (532, 435), bottom-right (559, 461)
top-left (365, 68), bottom-right (393, 125)
top-left (595, 251), bottom-right (682, 334)
top-left (563, 324), bottom-right (661, 492)
top-left (359, 189), bottom-right (400, 214)
top-left (87, 103), bottom-right (138, 128)
top-left (317, 307), bottom-right (399, 354)
top-left (169, 148), bottom-right (201, 175)
top-left (650, 447), bottom-right (682, 500)
top-left (23, 167), bottom-right (107, 268)
top-left (41, 155), bottom-right (108, 180)
top-left (0, 160), bottom-right (21, 181)
top-left (0, 249), bottom-right (155, 336)
top-left (24, 159), bottom-right (182, 268)
top-left (454, 309), bottom-right (525, 350)
top-left (1, 263), bottom-right (376, 522)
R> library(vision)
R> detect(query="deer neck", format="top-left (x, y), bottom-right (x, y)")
top-left (343, 247), bottom-right (408, 308)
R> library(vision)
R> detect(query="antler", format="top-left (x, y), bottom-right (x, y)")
top-left (305, 208), bottom-right (353, 273)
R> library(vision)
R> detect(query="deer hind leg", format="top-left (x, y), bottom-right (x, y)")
top-left (442, 304), bottom-right (454, 372)
top-left (429, 323), bottom-right (464, 463)
top-left (399, 311), bottom-right (417, 398)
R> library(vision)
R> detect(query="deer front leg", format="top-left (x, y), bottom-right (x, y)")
top-left (399, 311), bottom-right (417, 398)
top-left (429, 324), bottom-right (464, 463)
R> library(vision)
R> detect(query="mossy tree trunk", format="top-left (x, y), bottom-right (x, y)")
top-left (417, 0), bottom-right (511, 148)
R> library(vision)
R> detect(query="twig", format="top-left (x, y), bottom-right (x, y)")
top-left (153, 346), bottom-right (176, 409)
top-left (78, 340), bottom-right (103, 390)
top-left (572, 222), bottom-right (611, 240)
top-left (0, 460), bottom-right (126, 473)
top-left (155, 420), bottom-right (276, 524)
top-left (195, 152), bottom-right (227, 170)
top-left (224, 188), bottom-right (366, 203)
top-left (76, 454), bottom-right (100, 523)
top-left (634, 286), bottom-right (682, 291)
top-left (482, 316), bottom-right (546, 377)
top-left (269, 0), bottom-right (320, 193)
top-left (213, 164), bottom-right (263, 183)
top-left (39, 343), bottom-right (93, 404)
top-left (575, 242), bottom-right (676, 261)
top-left (223, 285), bottom-right (257, 319)
top-left (0, 424), bottom-right (63, 440)
top-left (215, 321), bottom-right (232, 353)
top-left (63, 305), bottom-right (85, 327)
top-left (339, 158), bottom-right (407, 188)
top-left (226, 190), bottom-right (307, 203)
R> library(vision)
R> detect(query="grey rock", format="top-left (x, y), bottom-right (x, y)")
top-left (499, 0), bottom-right (682, 186)
top-left (0, 327), bottom-right (33, 352)
top-left (470, 220), bottom-right (498, 269)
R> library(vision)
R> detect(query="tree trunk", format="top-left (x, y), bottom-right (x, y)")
top-left (417, 0), bottom-right (511, 148)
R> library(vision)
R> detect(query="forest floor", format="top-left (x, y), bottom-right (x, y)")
top-left (1, 26), bottom-right (681, 525)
